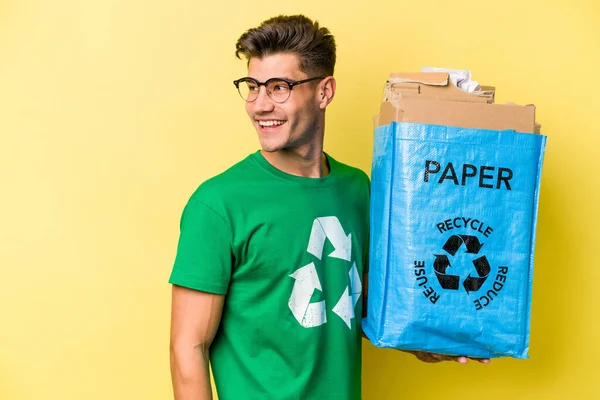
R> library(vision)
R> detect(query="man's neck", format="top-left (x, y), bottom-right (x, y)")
top-left (260, 147), bottom-right (329, 178)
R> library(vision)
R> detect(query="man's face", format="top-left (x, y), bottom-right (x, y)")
top-left (245, 53), bottom-right (323, 153)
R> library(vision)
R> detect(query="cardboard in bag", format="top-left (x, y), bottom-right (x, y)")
top-left (388, 72), bottom-right (495, 103)
top-left (379, 97), bottom-right (536, 133)
top-left (378, 72), bottom-right (538, 134)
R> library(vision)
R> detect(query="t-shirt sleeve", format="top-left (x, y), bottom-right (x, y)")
top-left (169, 197), bottom-right (233, 295)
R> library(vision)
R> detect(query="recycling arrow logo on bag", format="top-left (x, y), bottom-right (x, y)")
top-left (288, 216), bottom-right (362, 329)
top-left (434, 235), bottom-right (490, 293)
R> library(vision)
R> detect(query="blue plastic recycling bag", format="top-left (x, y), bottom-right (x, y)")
top-left (362, 121), bottom-right (547, 359)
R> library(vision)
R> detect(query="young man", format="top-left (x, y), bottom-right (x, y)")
top-left (169, 15), bottom-right (368, 400)
top-left (169, 14), bottom-right (484, 400)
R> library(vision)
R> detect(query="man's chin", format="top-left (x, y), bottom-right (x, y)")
top-left (258, 139), bottom-right (285, 153)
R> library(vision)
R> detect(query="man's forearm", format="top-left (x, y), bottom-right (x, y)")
top-left (170, 344), bottom-right (212, 400)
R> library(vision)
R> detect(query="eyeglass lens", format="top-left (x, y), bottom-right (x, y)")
top-left (237, 79), bottom-right (291, 103)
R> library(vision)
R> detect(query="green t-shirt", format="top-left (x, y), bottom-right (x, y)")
top-left (169, 151), bottom-right (370, 400)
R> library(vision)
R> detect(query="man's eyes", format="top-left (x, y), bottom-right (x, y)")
top-left (245, 81), bottom-right (290, 92)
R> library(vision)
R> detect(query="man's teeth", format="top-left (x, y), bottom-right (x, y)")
top-left (259, 120), bottom-right (285, 127)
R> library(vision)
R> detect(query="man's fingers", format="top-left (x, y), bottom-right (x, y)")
top-left (417, 352), bottom-right (460, 363)
top-left (431, 354), bottom-right (491, 364)
top-left (413, 351), bottom-right (442, 363)
top-left (435, 354), bottom-right (466, 363)
top-left (407, 350), bottom-right (491, 364)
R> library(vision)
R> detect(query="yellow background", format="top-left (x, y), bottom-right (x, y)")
top-left (1, 0), bottom-right (598, 399)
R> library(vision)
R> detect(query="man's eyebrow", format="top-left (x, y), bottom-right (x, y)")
top-left (247, 76), bottom-right (295, 81)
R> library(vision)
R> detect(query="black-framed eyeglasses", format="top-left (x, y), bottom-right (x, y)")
top-left (233, 76), bottom-right (325, 103)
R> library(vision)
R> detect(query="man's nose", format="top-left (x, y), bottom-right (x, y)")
top-left (253, 86), bottom-right (275, 113)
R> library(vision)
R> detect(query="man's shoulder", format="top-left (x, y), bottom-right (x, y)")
top-left (188, 153), bottom-right (259, 206)
top-left (329, 154), bottom-right (370, 185)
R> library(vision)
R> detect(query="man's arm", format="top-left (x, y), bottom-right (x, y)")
top-left (170, 285), bottom-right (225, 400)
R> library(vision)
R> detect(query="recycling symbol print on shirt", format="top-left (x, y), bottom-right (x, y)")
top-left (288, 216), bottom-right (362, 329)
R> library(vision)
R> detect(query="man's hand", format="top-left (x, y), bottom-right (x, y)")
top-left (403, 350), bottom-right (490, 364)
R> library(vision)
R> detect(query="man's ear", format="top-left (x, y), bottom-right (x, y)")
top-left (318, 77), bottom-right (336, 110)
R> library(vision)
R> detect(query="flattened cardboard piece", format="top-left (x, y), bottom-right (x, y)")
top-left (399, 92), bottom-right (489, 104)
top-left (388, 82), bottom-right (420, 96)
top-left (389, 72), bottom-right (449, 86)
top-left (379, 101), bottom-right (400, 126)
top-left (388, 72), bottom-right (495, 103)
top-left (418, 83), bottom-right (494, 102)
top-left (399, 98), bottom-right (536, 133)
